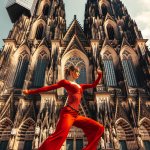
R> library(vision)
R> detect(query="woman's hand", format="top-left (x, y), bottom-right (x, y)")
top-left (22, 89), bottom-right (29, 95)
top-left (97, 69), bottom-right (102, 75)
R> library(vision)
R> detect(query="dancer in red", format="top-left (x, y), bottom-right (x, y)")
top-left (23, 65), bottom-right (104, 150)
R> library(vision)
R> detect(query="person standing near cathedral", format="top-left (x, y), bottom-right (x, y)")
top-left (23, 65), bottom-right (104, 150)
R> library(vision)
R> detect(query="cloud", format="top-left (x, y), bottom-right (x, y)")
top-left (138, 0), bottom-right (150, 7)
top-left (121, 0), bottom-right (150, 48)
top-left (130, 0), bottom-right (150, 48)
top-left (134, 11), bottom-right (150, 36)
top-left (136, 16), bottom-right (150, 48)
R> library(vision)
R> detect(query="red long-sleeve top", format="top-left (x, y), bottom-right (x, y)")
top-left (27, 73), bottom-right (102, 110)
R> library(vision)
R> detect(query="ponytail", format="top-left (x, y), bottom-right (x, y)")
top-left (65, 68), bottom-right (70, 78)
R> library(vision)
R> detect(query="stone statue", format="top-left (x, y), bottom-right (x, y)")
top-left (11, 128), bottom-right (17, 136)
top-left (49, 126), bottom-right (54, 135)
top-left (35, 125), bottom-right (40, 136)
top-left (42, 127), bottom-right (48, 141)
top-left (112, 126), bottom-right (116, 137)
top-left (105, 128), bottom-right (110, 143)
top-left (92, 23), bottom-right (97, 39)
top-left (100, 137), bottom-right (105, 149)
top-left (0, 81), bottom-right (4, 92)
top-left (9, 136), bottom-right (15, 149)
top-left (98, 30), bottom-right (102, 40)
top-left (34, 136), bottom-right (39, 149)
top-left (61, 142), bottom-right (66, 150)
top-left (54, 25), bottom-right (60, 39)
top-left (137, 135), bottom-right (145, 150)
top-left (113, 137), bottom-right (120, 149)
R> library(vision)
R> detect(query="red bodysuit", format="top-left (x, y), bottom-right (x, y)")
top-left (27, 73), bottom-right (104, 150)
top-left (27, 73), bottom-right (102, 111)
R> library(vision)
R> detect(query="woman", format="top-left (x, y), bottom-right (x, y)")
top-left (23, 65), bottom-right (104, 150)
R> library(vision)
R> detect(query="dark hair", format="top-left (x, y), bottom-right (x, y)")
top-left (65, 65), bottom-right (79, 78)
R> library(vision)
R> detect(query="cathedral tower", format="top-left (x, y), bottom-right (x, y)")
top-left (0, 0), bottom-right (150, 149)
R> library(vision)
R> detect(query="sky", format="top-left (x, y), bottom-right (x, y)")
top-left (0, 0), bottom-right (150, 49)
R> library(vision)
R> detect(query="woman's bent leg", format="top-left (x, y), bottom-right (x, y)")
top-left (73, 116), bottom-right (104, 150)
top-left (38, 108), bottom-right (76, 150)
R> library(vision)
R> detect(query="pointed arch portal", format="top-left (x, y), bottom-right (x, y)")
top-left (61, 49), bottom-right (90, 84)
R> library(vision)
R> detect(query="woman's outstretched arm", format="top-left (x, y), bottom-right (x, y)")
top-left (23, 80), bottom-right (65, 95)
top-left (80, 70), bottom-right (102, 90)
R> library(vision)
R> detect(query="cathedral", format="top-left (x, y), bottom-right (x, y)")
top-left (0, 0), bottom-right (150, 149)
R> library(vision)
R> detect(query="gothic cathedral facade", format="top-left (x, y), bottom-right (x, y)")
top-left (0, 0), bottom-right (150, 150)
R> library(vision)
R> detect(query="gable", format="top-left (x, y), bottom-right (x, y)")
top-left (63, 19), bottom-right (88, 45)
top-left (62, 35), bottom-right (87, 56)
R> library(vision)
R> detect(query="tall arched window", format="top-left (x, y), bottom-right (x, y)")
top-left (13, 55), bottom-right (29, 88)
top-left (17, 119), bottom-right (35, 150)
top-left (65, 56), bottom-right (86, 84)
top-left (122, 56), bottom-right (138, 87)
top-left (116, 119), bottom-right (135, 149)
top-left (119, 140), bottom-right (128, 150)
top-left (23, 126), bottom-right (35, 150)
top-left (5, 63), bottom-right (17, 88)
top-left (0, 141), bottom-right (8, 150)
top-left (144, 141), bottom-right (150, 150)
top-left (66, 139), bottom-right (83, 150)
top-left (43, 4), bottom-right (49, 16)
top-left (35, 24), bottom-right (44, 40)
top-left (66, 127), bottom-right (84, 150)
top-left (76, 64), bottom-right (86, 84)
top-left (103, 55), bottom-right (117, 87)
top-left (32, 55), bottom-right (48, 88)
top-left (101, 4), bottom-right (108, 16)
top-left (5, 52), bottom-right (29, 89)
top-left (0, 119), bottom-right (12, 150)
top-left (139, 119), bottom-right (150, 149)
top-left (107, 24), bottom-right (115, 40)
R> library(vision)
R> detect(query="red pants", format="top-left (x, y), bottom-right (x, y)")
top-left (38, 106), bottom-right (104, 150)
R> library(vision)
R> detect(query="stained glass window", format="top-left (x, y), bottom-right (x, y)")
top-left (122, 59), bottom-right (138, 87)
top-left (103, 59), bottom-right (117, 87)
top-left (14, 56), bottom-right (29, 88)
top-left (32, 56), bottom-right (48, 88)
top-left (66, 138), bottom-right (83, 150)
top-left (76, 139), bottom-right (83, 150)
top-left (0, 141), bottom-right (8, 150)
top-left (23, 140), bottom-right (33, 150)
top-left (119, 140), bottom-right (127, 150)
top-left (144, 141), bottom-right (150, 150)
top-left (66, 139), bottom-right (73, 150)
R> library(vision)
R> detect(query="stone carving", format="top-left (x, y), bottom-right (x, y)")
top-left (54, 25), bottom-right (60, 39)
top-left (112, 126), bottom-right (117, 137)
top-left (46, 67), bottom-right (53, 85)
top-left (9, 136), bottom-right (15, 149)
top-left (42, 127), bottom-right (48, 141)
top-left (113, 137), bottom-right (120, 149)
top-left (49, 126), bottom-right (55, 135)
top-left (91, 23), bottom-right (98, 39)
top-left (105, 128), bottom-right (110, 143)
top-left (35, 125), bottom-right (40, 136)
top-left (0, 80), bottom-right (4, 92)
top-left (137, 135), bottom-right (145, 150)
top-left (100, 137), bottom-right (105, 149)
top-left (34, 136), bottom-right (39, 149)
